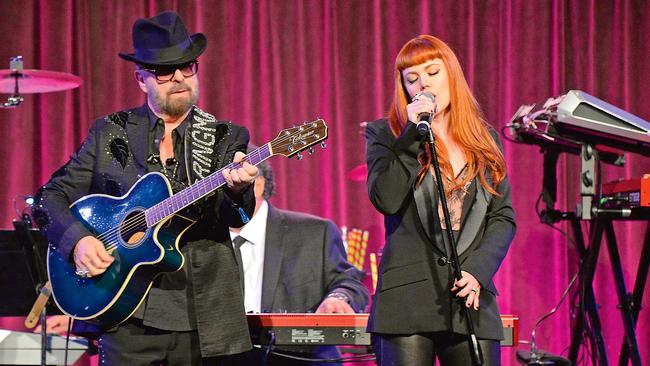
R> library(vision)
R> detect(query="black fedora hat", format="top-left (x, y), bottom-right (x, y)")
top-left (119, 11), bottom-right (206, 66)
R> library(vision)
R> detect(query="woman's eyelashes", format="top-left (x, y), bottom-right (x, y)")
top-left (405, 70), bottom-right (439, 85)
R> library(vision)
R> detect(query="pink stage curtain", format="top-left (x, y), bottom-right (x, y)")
top-left (1, 1), bottom-right (649, 364)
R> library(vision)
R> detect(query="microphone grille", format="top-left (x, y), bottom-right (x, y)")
top-left (420, 91), bottom-right (435, 103)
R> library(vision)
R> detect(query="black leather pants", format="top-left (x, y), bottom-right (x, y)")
top-left (372, 332), bottom-right (501, 366)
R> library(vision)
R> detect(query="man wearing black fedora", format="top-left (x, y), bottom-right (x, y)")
top-left (33, 11), bottom-right (257, 365)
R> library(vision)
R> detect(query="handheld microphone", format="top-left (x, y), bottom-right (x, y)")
top-left (415, 92), bottom-right (436, 135)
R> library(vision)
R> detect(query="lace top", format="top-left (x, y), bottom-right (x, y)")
top-left (433, 164), bottom-right (471, 231)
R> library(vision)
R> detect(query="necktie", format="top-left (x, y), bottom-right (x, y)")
top-left (232, 236), bottom-right (247, 295)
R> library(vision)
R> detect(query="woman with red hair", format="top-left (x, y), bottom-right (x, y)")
top-left (365, 35), bottom-right (515, 365)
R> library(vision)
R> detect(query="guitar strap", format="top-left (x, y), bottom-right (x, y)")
top-left (182, 106), bottom-right (231, 219)
top-left (185, 106), bottom-right (224, 184)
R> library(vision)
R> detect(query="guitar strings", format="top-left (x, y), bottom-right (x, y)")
top-left (96, 144), bottom-right (272, 247)
top-left (97, 133), bottom-right (314, 247)
top-left (92, 132), bottom-right (322, 252)
top-left (97, 136), bottom-right (314, 251)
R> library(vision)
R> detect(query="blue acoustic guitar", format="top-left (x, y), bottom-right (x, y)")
top-left (47, 120), bottom-right (327, 329)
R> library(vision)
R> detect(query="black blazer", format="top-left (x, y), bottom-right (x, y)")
top-left (365, 118), bottom-right (516, 340)
top-left (33, 104), bottom-right (256, 356)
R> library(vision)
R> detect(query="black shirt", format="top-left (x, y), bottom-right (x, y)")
top-left (132, 107), bottom-right (196, 331)
top-left (147, 108), bottom-right (191, 192)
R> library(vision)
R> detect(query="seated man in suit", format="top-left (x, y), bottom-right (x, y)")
top-left (227, 157), bottom-right (369, 366)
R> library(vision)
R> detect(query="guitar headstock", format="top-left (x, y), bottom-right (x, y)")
top-left (269, 119), bottom-right (328, 159)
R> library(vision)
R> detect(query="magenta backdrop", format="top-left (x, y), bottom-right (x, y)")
top-left (1, 1), bottom-right (650, 364)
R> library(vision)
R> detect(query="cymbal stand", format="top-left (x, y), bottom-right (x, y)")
top-left (1, 56), bottom-right (24, 108)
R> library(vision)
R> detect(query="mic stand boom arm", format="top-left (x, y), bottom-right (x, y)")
top-left (425, 129), bottom-right (484, 365)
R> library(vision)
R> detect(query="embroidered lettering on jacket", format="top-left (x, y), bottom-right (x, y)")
top-left (192, 108), bottom-right (217, 179)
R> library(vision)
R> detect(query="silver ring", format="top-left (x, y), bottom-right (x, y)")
top-left (470, 288), bottom-right (479, 293)
top-left (75, 269), bottom-right (90, 278)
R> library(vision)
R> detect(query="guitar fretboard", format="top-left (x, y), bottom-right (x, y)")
top-left (144, 144), bottom-right (271, 226)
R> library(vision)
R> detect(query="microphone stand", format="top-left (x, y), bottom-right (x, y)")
top-left (422, 126), bottom-right (484, 365)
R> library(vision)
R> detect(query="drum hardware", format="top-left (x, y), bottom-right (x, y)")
top-left (1, 56), bottom-right (82, 108)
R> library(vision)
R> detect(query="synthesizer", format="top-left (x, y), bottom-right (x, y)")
top-left (247, 313), bottom-right (518, 347)
top-left (602, 175), bottom-right (650, 208)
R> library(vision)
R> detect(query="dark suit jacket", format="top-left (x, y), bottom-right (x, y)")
top-left (233, 205), bottom-right (368, 366)
top-left (33, 104), bottom-right (256, 356)
top-left (261, 205), bottom-right (368, 314)
top-left (365, 118), bottom-right (516, 340)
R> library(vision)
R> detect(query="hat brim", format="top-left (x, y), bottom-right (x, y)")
top-left (118, 33), bottom-right (207, 66)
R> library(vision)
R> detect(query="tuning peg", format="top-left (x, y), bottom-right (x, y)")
top-left (288, 146), bottom-right (294, 153)
top-left (308, 147), bottom-right (314, 155)
top-left (320, 142), bottom-right (327, 148)
top-left (296, 152), bottom-right (303, 160)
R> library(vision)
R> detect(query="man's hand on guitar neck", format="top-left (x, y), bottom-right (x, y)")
top-left (222, 151), bottom-right (259, 194)
top-left (73, 236), bottom-right (114, 277)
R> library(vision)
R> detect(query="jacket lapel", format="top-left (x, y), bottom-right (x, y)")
top-left (414, 174), bottom-right (447, 255)
top-left (415, 173), bottom-right (492, 256)
top-left (125, 105), bottom-right (149, 172)
top-left (260, 205), bottom-right (287, 312)
top-left (459, 179), bottom-right (477, 231)
top-left (456, 179), bottom-right (490, 255)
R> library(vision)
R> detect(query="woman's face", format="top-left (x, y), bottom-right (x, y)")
top-left (401, 58), bottom-right (450, 116)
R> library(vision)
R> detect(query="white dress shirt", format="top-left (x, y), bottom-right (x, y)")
top-left (229, 200), bottom-right (268, 313)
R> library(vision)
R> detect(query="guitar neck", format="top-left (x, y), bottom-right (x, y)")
top-left (144, 118), bottom-right (328, 226)
top-left (144, 144), bottom-right (272, 227)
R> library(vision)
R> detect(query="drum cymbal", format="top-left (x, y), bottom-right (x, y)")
top-left (0, 69), bottom-right (82, 94)
top-left (346, 164), bottom-right (367, 182)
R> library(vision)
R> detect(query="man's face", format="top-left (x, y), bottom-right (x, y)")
top-left (136, 62), bottom-right (199, 118)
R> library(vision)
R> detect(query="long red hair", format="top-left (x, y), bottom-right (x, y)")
top-left (387, 35), bottom-right (506, 196)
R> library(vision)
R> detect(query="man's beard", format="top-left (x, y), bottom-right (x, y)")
top-left (151, 82), bottom-right (199, 118)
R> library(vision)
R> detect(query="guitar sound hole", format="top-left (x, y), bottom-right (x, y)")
top-left (127, 231), bottom-right (145, 244)
top-left (119, 209), bottom-right (149, 248)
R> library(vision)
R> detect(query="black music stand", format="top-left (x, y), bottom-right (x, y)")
top-left (0, 224), bottom-right (58, 316)
top-left (0, 222), bottom-right (63, 366)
